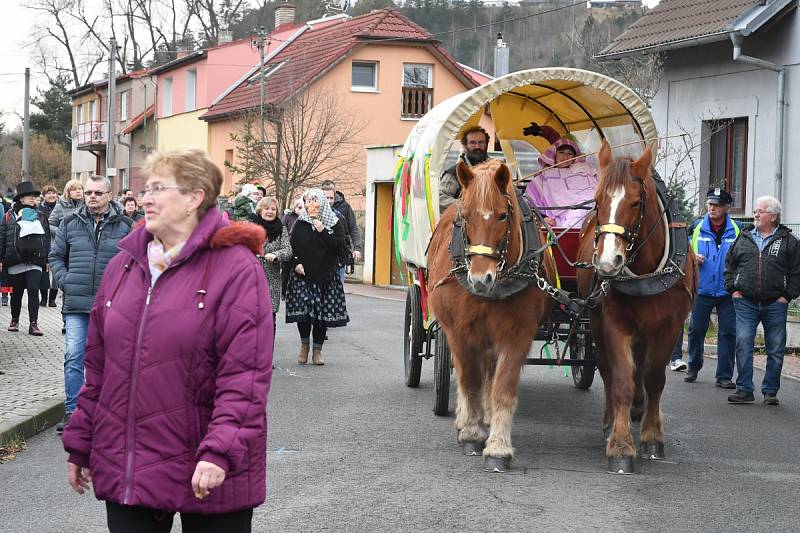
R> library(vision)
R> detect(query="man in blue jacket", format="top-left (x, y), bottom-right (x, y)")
top-left (684, 188), bottom-right (739, 387)
top-left (49, 176), bottom-right (132, 433)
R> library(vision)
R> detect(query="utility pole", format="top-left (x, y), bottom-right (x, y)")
top-left (21, 67), bottom-right (30, 181)
top-left (254, 26), bottom-right (268, 144)
top-left (106, 37), bottom-right (117, 183)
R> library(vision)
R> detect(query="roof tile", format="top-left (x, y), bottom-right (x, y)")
top-left (599, 0), bottom-right (762, 56)
top-left (202, 8), bottom-right (474, 121)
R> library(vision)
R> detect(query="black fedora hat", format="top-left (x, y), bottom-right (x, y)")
top-left (14, 181), bottom-right (41, 202)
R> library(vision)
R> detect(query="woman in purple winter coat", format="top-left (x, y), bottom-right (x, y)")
top-left (62, 149), bottom-right (273, 532)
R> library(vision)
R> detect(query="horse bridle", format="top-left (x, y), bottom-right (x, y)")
top-left (457, 194), bottom-right (514, 273)
top-left (594, 176), bottom-right (646, 254)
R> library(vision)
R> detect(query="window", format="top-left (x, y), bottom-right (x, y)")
top-left (706, 117), bottom-right (748, 211)
top-left (163, 77), bottom-right (173, 116)
top-left (401, 63), bottom-right (433, 119)
top-left (185, 69), bottom-right (197, 112)
top-left (119, 168), bottom-right (128, 190)
top-left (119, 90), bottom-right (129, 120)
top-left (88, 100), bottom-right (96, 121)
top-left (76, 104), bottom-right (83, 126)
top-left (351, 61), bottom-right (378, 91)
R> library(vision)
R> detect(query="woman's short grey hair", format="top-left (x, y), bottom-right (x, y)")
top-left (756, 195), bottom-right (782, 224)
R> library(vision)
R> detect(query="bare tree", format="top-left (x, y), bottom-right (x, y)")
top-left (226, 87), bottom-right (368, 209)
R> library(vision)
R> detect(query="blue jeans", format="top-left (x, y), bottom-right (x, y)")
top-left (670, 327), bottom-right (684, 362)
top-left (64, 313), bottom-right (90, 413)
top-left (733, 298), bottom-right (788, 395)
top-left (338, 266), bottom-right (346, 284)
top-left (687, 294), bottom-right (736, 380)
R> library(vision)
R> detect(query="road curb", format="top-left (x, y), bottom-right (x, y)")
top-left (0, 399), bottom-right (64, 446)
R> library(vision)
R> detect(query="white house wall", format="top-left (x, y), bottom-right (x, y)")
top-left (650, 10), bottom-right (800, 222)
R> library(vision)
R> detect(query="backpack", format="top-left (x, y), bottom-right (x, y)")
top-left (4, 210), bottom-right (46, 264)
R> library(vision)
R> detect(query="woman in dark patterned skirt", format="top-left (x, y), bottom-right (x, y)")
top-left (285, 189), bottom-right (349, 366)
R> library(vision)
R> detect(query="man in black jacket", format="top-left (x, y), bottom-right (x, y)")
top-left (321, 180), bottom-right (362, 282)
top-left (724, 195), bottom-right (800, 405)
top-left (49, 175), bottom-right (132, 432)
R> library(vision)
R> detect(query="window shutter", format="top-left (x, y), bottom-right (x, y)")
top-left (127, 91), bottom-right (132, 120)
top-left (115, 93), bottom-right (120, 121)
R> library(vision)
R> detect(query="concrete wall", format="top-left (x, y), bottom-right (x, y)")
top-left (651, 9), bottom-right (800, 221)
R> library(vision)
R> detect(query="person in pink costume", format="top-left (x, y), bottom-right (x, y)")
top-left (523, 123), bottom-right (599, 228)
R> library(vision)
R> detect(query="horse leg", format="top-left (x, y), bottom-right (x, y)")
top-left (593, 333), bottom-right (614, 439)
top-left (483, 349), bottom-right (526, 472)
top-left (451, 340), bottom-right (487, 456)
top-left (481, 355), bottom-right (496, 429)
top-left (630, 340), bottom-right (647, 423)
top-left (604, 330), bottom-right (637, 474)
top-left (639, 340), bottom-right (670, 460)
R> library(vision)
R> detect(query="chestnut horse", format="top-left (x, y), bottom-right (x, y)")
top-left (427, 159), bottom-right (553, 472)
top-left (576, 141), bottom-right (696, 474)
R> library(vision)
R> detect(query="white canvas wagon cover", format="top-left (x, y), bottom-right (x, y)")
top-left (392, 67), bottom-right (657, 270)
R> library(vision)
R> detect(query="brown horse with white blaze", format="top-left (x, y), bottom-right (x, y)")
top-left (427, 159), bottom-right (553, 472)
top-left (577, 140), bottom-right (696, 474)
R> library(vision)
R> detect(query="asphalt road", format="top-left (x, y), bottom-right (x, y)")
top-left (1, 293), bottom-right (799, 532)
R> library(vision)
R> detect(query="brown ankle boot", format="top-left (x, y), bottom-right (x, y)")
top-left (298, 343), bottom-right (309, 364)
top-left (312, 347), bottom-right (324, 366)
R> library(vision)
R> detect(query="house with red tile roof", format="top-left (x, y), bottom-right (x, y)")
top-left (598, 0), bottom-right (800, 221)
top-left (200, 7), bottom-right (487, 207)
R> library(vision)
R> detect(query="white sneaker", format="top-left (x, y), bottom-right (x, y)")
top-left (670, 359), bottom-right (688, 371)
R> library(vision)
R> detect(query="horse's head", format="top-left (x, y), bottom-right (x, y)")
top-left (456, 159), bottom-right (515, 293)
top-left (592, 140), bottom-right (653, 278)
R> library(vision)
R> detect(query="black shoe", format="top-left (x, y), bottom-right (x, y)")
top-left (763, 393), bottom-right (779, 406)
top-left (56, 413), bottom-right (72, 434)
top-left (684, 370), bottom-right (698, 383)
top-left (40, 297), bottom-right (47, 306)
top-left (48, 299), bottom-right (58, 307)
top-left (728, 390), bottom-right (755, 403)
top-left (715, 378), bottom-right (736, 389)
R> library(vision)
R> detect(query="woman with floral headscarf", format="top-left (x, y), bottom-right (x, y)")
top-left (285, 188), bottom-right (349, 366)
top-left (523, 123), bottom-right (599, 228)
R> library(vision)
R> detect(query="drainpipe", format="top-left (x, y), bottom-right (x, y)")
top-left (730, 32), bottom-right (786, 203)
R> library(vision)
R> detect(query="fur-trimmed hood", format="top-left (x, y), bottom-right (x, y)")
top-left (211, 222), bottom-right (265, 255)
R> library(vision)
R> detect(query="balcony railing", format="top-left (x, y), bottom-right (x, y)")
top-left (401, 87), bottom-right (433, 119)
top-left (76, 121), bottom-right (107, 146)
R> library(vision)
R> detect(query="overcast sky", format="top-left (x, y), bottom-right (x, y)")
top-left (0, 0), bottom-right (661, 130)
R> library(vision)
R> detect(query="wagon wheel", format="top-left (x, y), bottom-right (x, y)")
top-left (433, 329), bottom-right (451, 416)
top-left (569, 332), bottom-right (595, 390)
top-left (403, 285), bottom-right (424, 388)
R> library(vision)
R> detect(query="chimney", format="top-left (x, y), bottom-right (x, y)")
top-left (275, 3), bottom-right (295, 27)
top-left (494, 32), bottom-right (509, 78)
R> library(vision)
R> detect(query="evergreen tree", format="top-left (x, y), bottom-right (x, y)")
top-left (30, 74), bottom-right (72, 152)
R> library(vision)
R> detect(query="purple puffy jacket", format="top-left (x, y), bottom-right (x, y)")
top-left (62, 208), bottom-right (274, 514)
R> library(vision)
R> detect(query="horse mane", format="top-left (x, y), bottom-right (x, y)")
top-left (462, 160), bottom-right (515, 208)
top-left (597, 158), bottom-right (632, 195)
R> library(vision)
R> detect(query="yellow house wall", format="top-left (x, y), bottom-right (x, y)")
top-left (373, 182), bottom-right (395, 286)
top-left (156, 109), bottom-right (210, 152)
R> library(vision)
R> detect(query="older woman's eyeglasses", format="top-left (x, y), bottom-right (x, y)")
top-left (140, 184), bottom-right (184, 197)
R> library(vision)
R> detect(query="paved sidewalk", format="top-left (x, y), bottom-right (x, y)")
top-left (2, 283), bottom-right (797, 445)
top-left (0, 295), bottom-right (66, 444)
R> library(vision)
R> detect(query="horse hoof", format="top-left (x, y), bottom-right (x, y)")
top-left (607, 456), bottom-right (636, 475)
top-left (638, 442), bottom-right (665, 460)
top-left (463, 441), bottom-right (485, 456)
top-left (483, 456), bottom-right (510, 473)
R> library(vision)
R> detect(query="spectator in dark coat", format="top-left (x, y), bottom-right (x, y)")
top-left (280, 197), bottom-right (304, 298)
top-left (724, 195), bottom-right (800, 405)
top-left (320, 180), bottom-right (362, 282)
top-left (122, 197), bottom-right (144, 222)
top-left (38, 184), bottom-right (60, 306)
top-left (63, 149), bottom-right (272, 531)
top-left (49, 176), bottom-right (133, 433)
top-left (0, 181), bottom-right (51, 335)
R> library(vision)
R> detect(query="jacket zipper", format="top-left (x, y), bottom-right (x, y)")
top-left (123, 284), bottom-right (152, 504)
